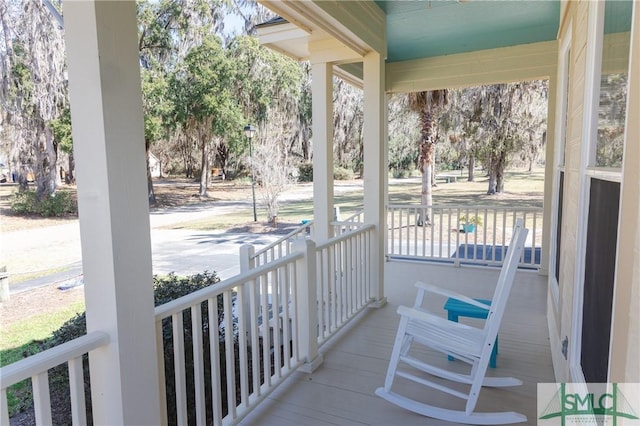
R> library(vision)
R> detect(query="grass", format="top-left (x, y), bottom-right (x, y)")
top-left (1, 300), bottom-right (85, 416)
top-left (0, 300), bottom-right (86, 355)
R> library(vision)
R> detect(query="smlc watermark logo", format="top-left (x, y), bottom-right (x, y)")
top-left (538, 383), bottom-right (640, 425)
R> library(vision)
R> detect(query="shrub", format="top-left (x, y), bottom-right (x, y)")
top-left (392, 168), bottom-right (409, 179)
top-left (333, 167), bottom-right (353, 181)
top-left (10, 190), bottom-right (38, 215)
top-left (297, 163), bottom-right (313, 182)
top-left (39, 191), bottom-right (77, 217)
top-left (11, 190), bottom-right (77, 217)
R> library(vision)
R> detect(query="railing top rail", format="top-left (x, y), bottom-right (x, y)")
top-left (252, 221), bottom-right (313, 259)
top-left (0, 331), bottom-right (110, 388)
top-left (155, 251), bottom-right (304, 320)
top-left (340, 209), bottom-right (364, 223)
top-left (316, 224), bottom-right (375, 251)
top-left (331, 220), bottom-right (365, 227)
top-left (386, 204), bottom-right (543, 212)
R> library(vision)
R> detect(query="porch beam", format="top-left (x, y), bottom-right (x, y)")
top-left (308, 38), bottom-right (362, 65)
top-left (64, 2), bottom-right (161, 424)
top-left (311, 61), bottom-right (334, 241)
top-left (363, 51), bottom-right (387, 307)
top-left (387, 40), bottom-right (558, 93)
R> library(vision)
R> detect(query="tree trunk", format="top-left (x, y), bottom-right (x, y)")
top-left (67, 153), bottom-right (74, 183)
top-left (487, 172), bottom-right (497, 194)
top-left (487, 157), bottom-right (497, 194)
top-left (199, 138), bottom-right (208, 197)
top-left (418, 146), bottom-right (433, 226)
top-left (468, 156), bottom-right (475, 181)
top-left (496, 157), bottom-right (505, 193)
top-left (145, 139), bottom-right (156, 205)
top-left (34, 123), bottom-right (57, 200)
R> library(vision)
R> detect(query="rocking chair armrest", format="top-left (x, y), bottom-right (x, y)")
top-left (414, 281), bottom-right (490, 311)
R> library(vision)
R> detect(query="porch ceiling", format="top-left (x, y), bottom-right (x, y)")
top-left (258, 1), bottom-right (560, 65)
top-left (376, 0), bottom-right (560, 62)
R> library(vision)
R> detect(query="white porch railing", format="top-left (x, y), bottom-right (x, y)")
top-left (387, 204), bottom-right (543, 268)
top-left (154, 224), bottom-right (375, 425)
top-left (0, 332), bottom-right (109, 425)
top-left (332, 209), bottom-right (365, 236)
top-left (315, 224), bottom-right (374, 346)
top-left (250, 207), bottom-right (365, 269)
top-left (251, 221), bottom-right (312, 268)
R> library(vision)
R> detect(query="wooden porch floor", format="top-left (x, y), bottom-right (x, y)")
top-left (241, 267), bottom-right (554, 425)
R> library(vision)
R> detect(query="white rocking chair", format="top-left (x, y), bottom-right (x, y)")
top-left (376, 219), bottom-right (528, 425)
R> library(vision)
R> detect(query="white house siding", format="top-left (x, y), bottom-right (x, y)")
top-left (550, 0), bottom-right (639, 384)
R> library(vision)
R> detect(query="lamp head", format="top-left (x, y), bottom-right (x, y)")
top-left (243, 124), bottom-right (256, 139)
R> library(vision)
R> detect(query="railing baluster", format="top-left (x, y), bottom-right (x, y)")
top-left (430, 206), bottom-right (436, 256)
top-left (438, 207), bottom-right (443, 258)
top-left (191, 305), bottom-right (206, 425)
top-left (236, 289), bottom-right (249, 408)
top-left (532, 211), bottom-right (538, 267)
top-left (357, 232), bottom-right (363, 307)
top-left (446, 208), bottom-right (451, 260)
top-left (316, 248), bottom-right (325, 341)
top-left (156, 320), bottom-right (168, 425)
top-left (482, 208), bottom-right (488, 262)
top-left (454, 207), bottom-right (460, 266)
top-left (208, 297), bottom-right (222, 424)
top-left (502, 209), bottom-right (508, 260)
top-left (390, 207), bottom-right (396, 255)
top-left (521, 211), bottom-right (528, 264)
top-left (416, 209), bottom-right (424, 256)
top-left (346, 237), bottom-right (353, 316)
top-left (492, 210), bottom-right (498, 262)
top-left (32, 371), bottom-right (52, 425)
top-left (282, 264), bottom-right (292, 368)
top-left (171, 313), bottom-right (187, 426)
top-left (248, 279), bottom-right (260, 399)
top-left (1, 389), bottom-right (9, 426)
top-left (223, 291), bottom-right (236, 420)
top-left (272, 268), bottom-right (282, 378)
top-left (399, 207), bottom-right (404, 255)
top-left (260, 274), bottom-right (271, 388)
top-left (68, 356), bottom-right (86, 425)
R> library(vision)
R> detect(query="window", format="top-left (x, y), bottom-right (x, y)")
top-left (594, 0), bottom-right (632, 168)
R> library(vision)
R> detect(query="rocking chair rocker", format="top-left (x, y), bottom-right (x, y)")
top-left (376, 219), bottom-right (528, 424)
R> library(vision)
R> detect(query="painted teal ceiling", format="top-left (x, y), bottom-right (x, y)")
top-left (375, 0), bottom-right (560, 62)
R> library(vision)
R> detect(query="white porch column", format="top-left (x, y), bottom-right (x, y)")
top-left (311, 61), bottom-right (334, 241)
top-left (64, 2), bottom-right (161, 424)
top-left (610, 2), bottom-right (640, 383)
top-left (541, 60), bottom-right (559, 276)
top-left (363, 52), bottom-right (387, 307)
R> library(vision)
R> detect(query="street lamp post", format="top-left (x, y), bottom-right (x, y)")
top-left (244, 124), bottom-right (257, 222)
